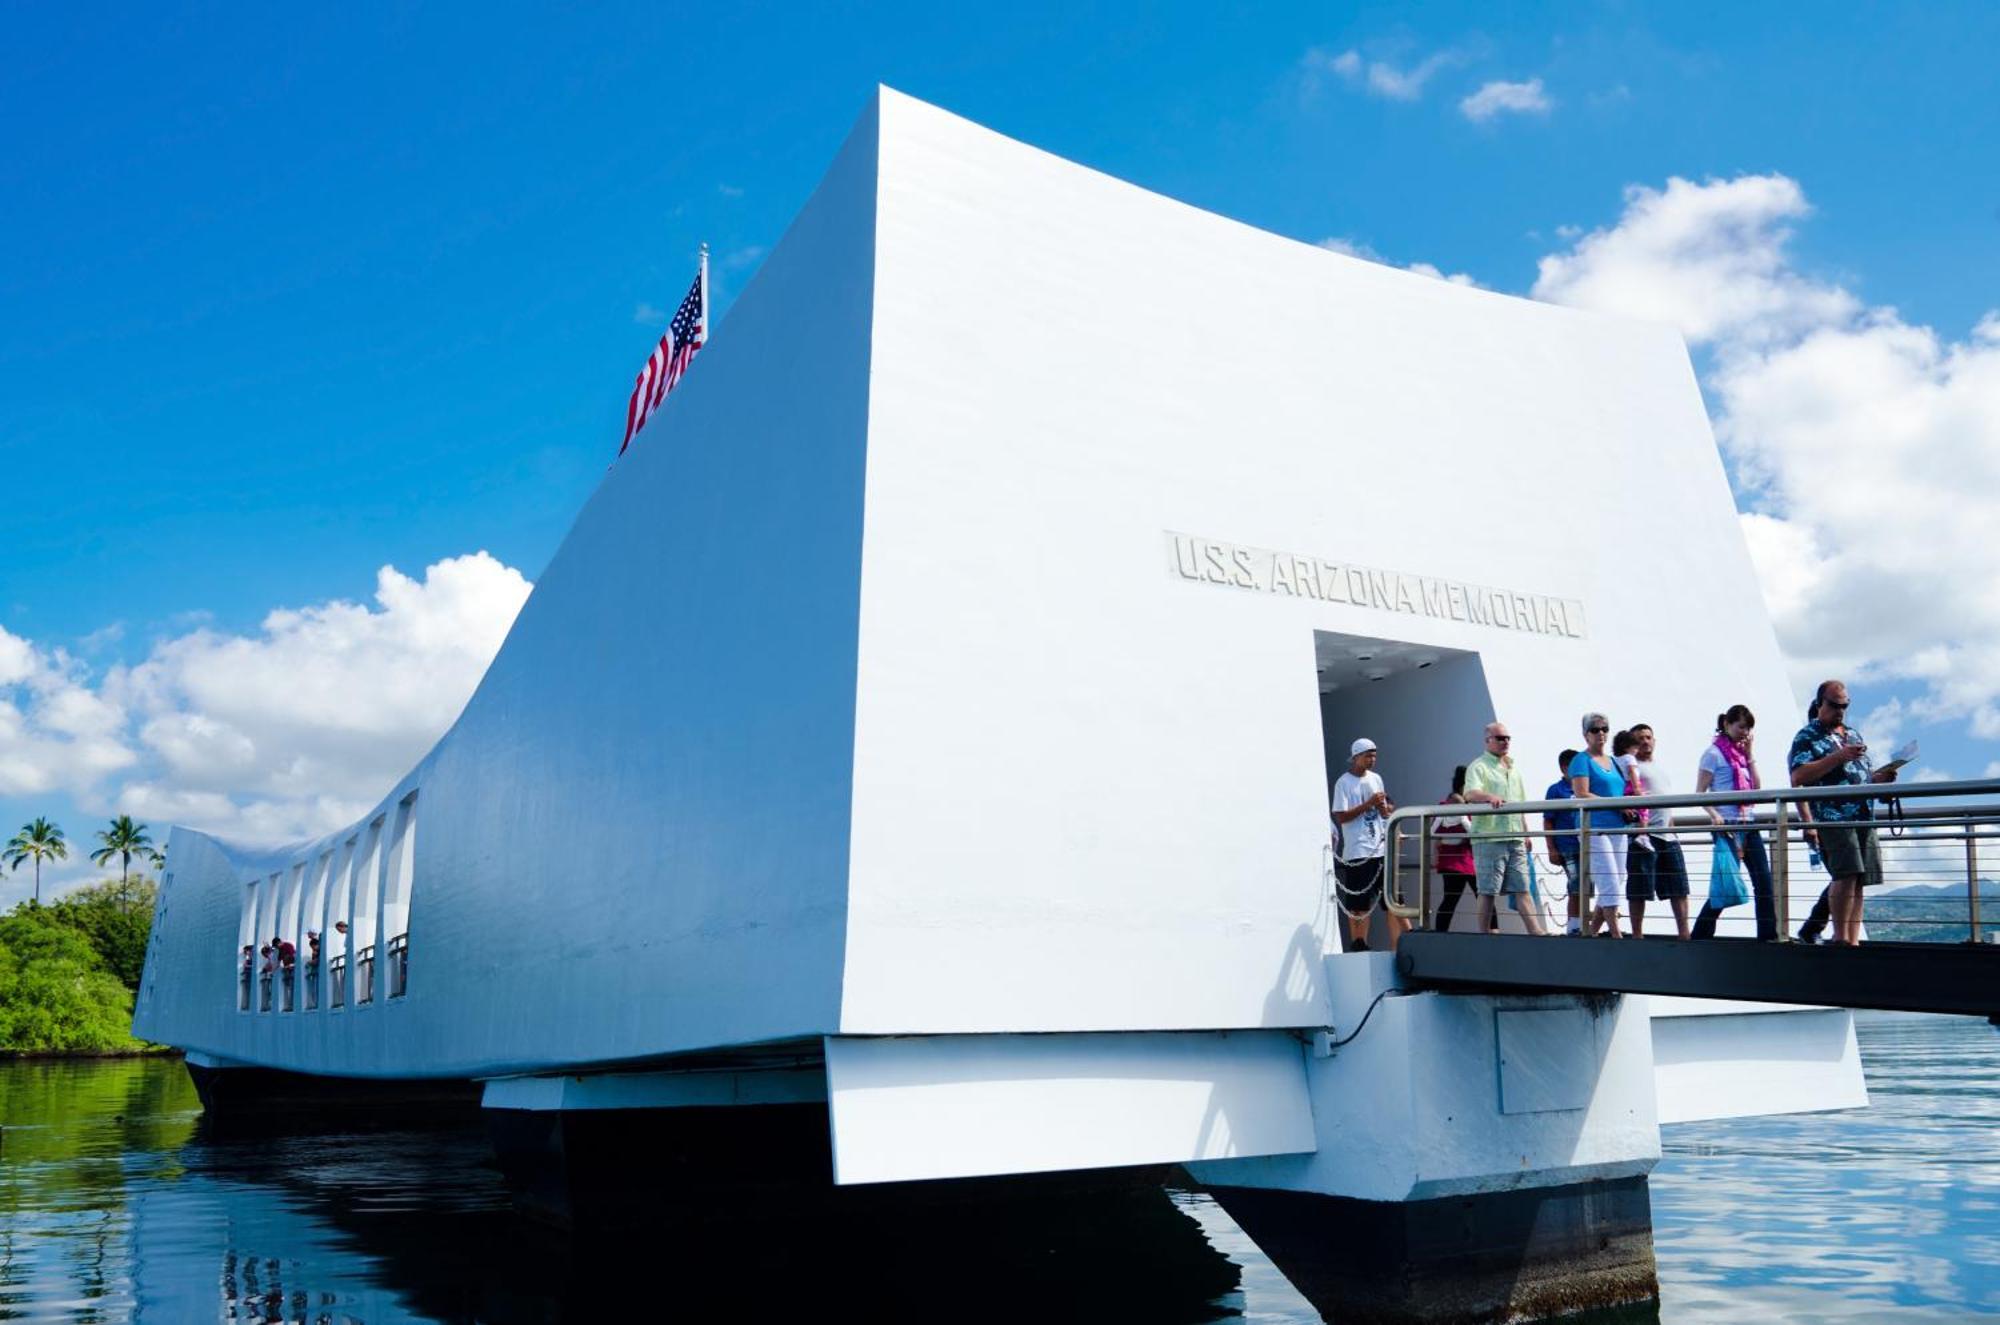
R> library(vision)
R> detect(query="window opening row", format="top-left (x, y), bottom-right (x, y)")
top-left (236, 790), bottom-right (416, 1014)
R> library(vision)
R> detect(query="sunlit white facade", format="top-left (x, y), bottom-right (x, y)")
top-left (136, 90), bottom-right (1860, 1203)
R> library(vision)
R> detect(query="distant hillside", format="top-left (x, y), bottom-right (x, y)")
top-left (1867, 879), bottom-right (1999, 944)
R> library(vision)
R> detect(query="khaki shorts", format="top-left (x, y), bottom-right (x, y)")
top-left (1817, 823), bottom-right (1883, 888)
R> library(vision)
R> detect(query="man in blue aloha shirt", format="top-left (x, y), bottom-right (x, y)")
top-left (1789, 679), bottom-right (1898, 945)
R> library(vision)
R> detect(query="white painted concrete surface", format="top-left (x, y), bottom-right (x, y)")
top-left (823, 1031), bottom-right (1316, 1185)
top-left (1649, 1004), bottom-right (1866, 1124)
top-left (1189, 955), bottom-right (1661, 1201)
top-left (136, 84), bottom-right (1816, 1180)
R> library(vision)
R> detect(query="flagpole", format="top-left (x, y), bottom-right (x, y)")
top-left (699, 242), bottom-right (709, 345)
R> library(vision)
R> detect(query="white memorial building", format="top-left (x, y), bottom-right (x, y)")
top-left (136, 89), bottom-right (1863, 1322)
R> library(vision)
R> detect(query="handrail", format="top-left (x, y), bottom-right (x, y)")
top-left (1389, 774), bottom-right (2000, 826)
top-left (1381, 775), bottom-right (2000, 944)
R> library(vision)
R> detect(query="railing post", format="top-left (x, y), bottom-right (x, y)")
top-left (1967, 824), bottom-right (1981, 944)
top-left (1773, 799), bottom-right (1791, 940)
top-left (1577, 812), bottom-right (1591, 936)
top-left (1416, 816), bottom-right (1432, 930)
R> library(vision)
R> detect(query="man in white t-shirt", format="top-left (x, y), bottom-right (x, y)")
top-left (1626, 724), bottom-right (1691, 939)
top-left (1331, 737), bottom-right (1405, 952)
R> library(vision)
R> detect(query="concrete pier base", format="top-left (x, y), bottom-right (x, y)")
top-left (1207, 1175), bottom-right (1658, 1323)
top-left (1188, 955), bottom-right (1665, 1322)
top-left (483, 1100), bottom-right (833, 1228)
top-left (183, 1055), bottom-right (479, 1132)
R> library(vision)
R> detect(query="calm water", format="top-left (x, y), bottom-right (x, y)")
top-left (1, 1012), bottom-right (1995, 1322)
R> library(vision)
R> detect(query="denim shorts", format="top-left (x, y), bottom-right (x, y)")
top-left (1471, 839), bottom-right (1529, 896)
top-left (1626, 837), bottom-right (1690, 900)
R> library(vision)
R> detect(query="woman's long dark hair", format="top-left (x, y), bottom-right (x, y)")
top-left (1451, 764), bottom-right (1467, 795)
top-left (1716, 703), bottom-right (1755, 732)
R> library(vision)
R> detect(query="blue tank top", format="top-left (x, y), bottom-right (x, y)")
top-left (1567, 751), bottom-right (1627, 829)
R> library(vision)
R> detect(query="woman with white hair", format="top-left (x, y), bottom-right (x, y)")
top-left (1567, 713), bottom-right (1627, 937)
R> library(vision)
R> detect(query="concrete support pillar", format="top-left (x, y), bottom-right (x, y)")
top-left (1188, 954), bottom-right (1663, 1323)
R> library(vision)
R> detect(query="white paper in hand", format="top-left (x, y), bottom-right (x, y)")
top-left (1882, 740), bottom-right (1919, 772)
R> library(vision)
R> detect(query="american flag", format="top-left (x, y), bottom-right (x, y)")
top-left (620, 269), bottom-right (705, 455)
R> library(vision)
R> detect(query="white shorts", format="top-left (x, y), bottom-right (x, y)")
top-left (1584, 833), bottom-right (1625, 909)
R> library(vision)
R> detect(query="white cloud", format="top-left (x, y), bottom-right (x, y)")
top-left (1533, 176), bottom-right (1857, 346)
top-left (1534, 175), bottom-right (2000, 732)
top-left (634, 302), bottom-right (666, 325)
top-left (0, 631), bottom-right (36, 687)
top-left (1307, 46), bottom-right (1462, 102)
top-left (1459, 78), bottom-right (1553, 123)
top-left (0, 629), bottom-right (139, 796)
top-left (1406, 261), bottom-right (1479, 288)
top-left (1317, 236), bottom-right (1385, 262)
top-left (0, 552), bottom-right (531, 846)
top-left (1320, 238), bottom-right (1479, 288)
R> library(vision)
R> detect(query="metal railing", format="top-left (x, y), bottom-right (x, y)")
top-left (355, 944), bottom-right (376, 1005)
top-left (386, 933), bottom-right (408, 999)
top-left (238, 965), bottom-right (252, 1011)
top-left (258, 971), bottom-right (273, 1012)
top-left (279, 964), bottom-right (295, 1012)
top-left (1383, 776), bottom-right (2000, 944)
top-left (329, 953), bottom-right (348, 1009)
top-left (303, 959), bottom-right (319, 1011)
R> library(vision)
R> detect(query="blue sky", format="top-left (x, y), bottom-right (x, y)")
top-left (4, 2), bottom-right (1998, 900)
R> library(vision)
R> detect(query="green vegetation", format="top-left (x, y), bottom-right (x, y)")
top-left (1864, 880), bottom-right (2000, 944)
top-left (1, 815), bottom-right (168, 1055)
top-left (89, 813), bottom-right (161, 885)
top-left (4, 815), bottom-right (70, 906)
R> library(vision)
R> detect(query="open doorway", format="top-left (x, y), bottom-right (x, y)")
top-left (1313, 631), bottom-right (1507, 946)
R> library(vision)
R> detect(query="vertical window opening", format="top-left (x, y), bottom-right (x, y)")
top-left (277, 863), bottom-right (303, 1011)
top-left (352, 818), bottom-right (384, 1006)
top-left (237, 881), bottom-right (259, 1011)
top-left (257, 874), bottom-right (280, 1011)
top-left (301, 852), bottom-right (332, 1011)
top-left (382, 791), bottom-right (417, 998)
top-left (327, 837), bottom-right (356, 1010)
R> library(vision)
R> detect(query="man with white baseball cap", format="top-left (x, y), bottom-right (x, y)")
top-left (1332, 737), bottom-right (1404, 952)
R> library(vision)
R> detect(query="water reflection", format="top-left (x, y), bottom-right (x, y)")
top-left (4, 1061), bottom-right (1266, 1321)
top-left (2, 1012), bottom-right (1996, 1322)
top-left (1651, 1012), bottom-right (2000, 1321)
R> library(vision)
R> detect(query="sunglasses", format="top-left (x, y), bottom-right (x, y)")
top-left (1586, 725), bottom-right (1609, 734)
top-left (1488, 734), bottom-right (1512, 742)
top-left (1824, 700), bottom-right (1849, 710)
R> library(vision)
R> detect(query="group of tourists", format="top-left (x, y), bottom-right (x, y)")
top-left (1330, 679), bottom-right (1898, 950)
top-left (240, 921), bottom-right (345, 978)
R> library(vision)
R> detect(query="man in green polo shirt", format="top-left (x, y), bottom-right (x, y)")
top-left (1463, 721), bottom-right (1547, 936)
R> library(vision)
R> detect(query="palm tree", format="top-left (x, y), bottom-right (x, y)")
top-left (89, 815), bottom-right (155, 887)
top-left (4, 817), bottom-right (70, 906)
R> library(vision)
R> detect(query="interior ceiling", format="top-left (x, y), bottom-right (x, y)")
top-left (1315, 632), bottom-right (1472, 693)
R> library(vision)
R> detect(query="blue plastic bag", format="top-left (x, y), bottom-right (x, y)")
top-left (1708, 834), bottom-right (1750, 908)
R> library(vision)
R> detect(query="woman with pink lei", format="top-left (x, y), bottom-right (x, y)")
top-left (1691, 704), bottom-right (1777, 941)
